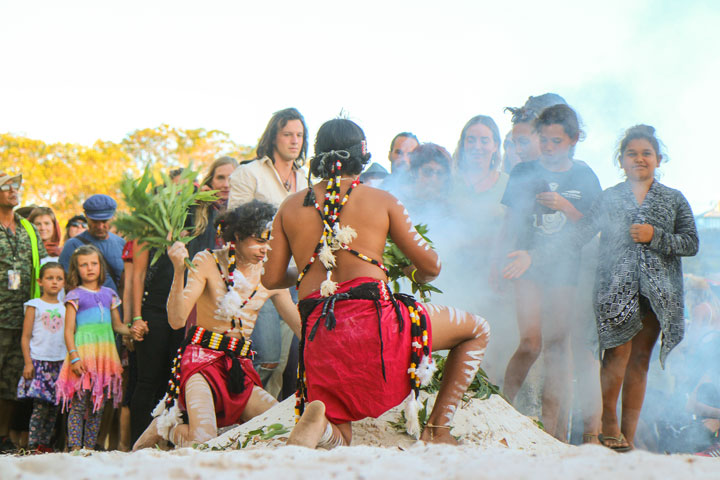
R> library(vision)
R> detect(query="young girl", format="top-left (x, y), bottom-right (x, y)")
top-left (501, 104), bottom-right (602, 441)
top-left (571, 125), bottom-right (698, 450)
top-left (55, 245), bottom-right (135, 451)
top-left (17, 262), bottom-right (66, 452)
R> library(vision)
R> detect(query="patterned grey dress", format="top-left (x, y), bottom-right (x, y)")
top-left (573, 180), bottom-right (698, 365)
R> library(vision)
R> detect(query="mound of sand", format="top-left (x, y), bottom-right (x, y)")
top-left (207, 392), bottom-right (568, 453)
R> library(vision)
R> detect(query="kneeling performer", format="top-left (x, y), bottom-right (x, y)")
top-left (262, 119), bottom-right (490, 448)
top-left (133, 201), bottom-right (300, 449)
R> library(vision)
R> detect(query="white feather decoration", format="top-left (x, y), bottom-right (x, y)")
top-left (152, 396), bottom-right (183, 440)
top-left (404, 391), bottom-right (421, 439)
top-left (334, 224), bottom-right (357, 245)
top-left (416, 354), bottom-right (437, 386)
top-left (318, 243), bottom-right (337, 269)
top-left (217, 289), bottom-right (243, 320)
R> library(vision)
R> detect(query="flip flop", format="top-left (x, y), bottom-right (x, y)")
top-left (598, 433), bottom-right (633, 452)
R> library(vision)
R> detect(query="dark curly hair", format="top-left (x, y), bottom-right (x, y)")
top-left (309, 119), bottom-right (371, 179)
top-left (215, 200), bottom-right (277, 243)
top-left (409, 143), bottom-right (452, 176)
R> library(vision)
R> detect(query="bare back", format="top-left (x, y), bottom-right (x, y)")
top-left (266, 180), bottom-right (441, 299)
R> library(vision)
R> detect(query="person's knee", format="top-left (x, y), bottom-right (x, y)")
top-left (628, 351), bottom-right (652, 373)
top-left (518, 336), bottom-right (542, 359)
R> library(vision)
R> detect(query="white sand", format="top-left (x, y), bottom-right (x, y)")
top-left (2, 395), bottom-right (716, 479)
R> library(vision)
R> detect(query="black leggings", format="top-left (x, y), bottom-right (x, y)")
top-left (129, 305), bottom-right (184, 443)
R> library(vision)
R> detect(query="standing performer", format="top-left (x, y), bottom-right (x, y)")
top-left (133, 201), bottom-right (300, 450)
top-left (263, 119), bottom-right (490, 448)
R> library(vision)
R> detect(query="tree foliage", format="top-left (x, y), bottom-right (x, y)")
top-left (0, 125), bottom-right (255, 226)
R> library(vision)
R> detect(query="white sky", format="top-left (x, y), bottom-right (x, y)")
top-left (1, 0), bottom-right (719, 213)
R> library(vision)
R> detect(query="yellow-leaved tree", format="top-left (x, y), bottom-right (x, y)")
top-left (0, 125), bottom-right (255, 227)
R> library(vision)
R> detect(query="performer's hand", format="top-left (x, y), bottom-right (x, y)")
top-left (130, 319), bottom-right (149, 341)
top-left (536, 192), bottom-right (571, 212)
top-left (71, 358), bottom-right (86, 377)
top-left (22, 363), bottom-right (34, 380)
top-left (630, 223), bottom-right (653, 243)
top-left (167, 241), bottom-right (189, 271)
top-left (503, 250), bottom-right (531, 279)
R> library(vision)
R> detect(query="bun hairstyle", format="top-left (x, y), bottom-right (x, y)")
top-left (533, 104), bottom-right (585, 141)
top-left (309, 119), bottom-right (371, 179)
top-left (505, 93), bottom-right (567, 126)
top-left (616, 124), bottom-right (665, 167)
top-left (215, 200), bottom-right (277, 243)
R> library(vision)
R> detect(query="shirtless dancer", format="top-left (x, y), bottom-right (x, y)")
top-left (263, 119), bottom-right (490, 448)
top-left (133, 201), bottom-right (300, 449)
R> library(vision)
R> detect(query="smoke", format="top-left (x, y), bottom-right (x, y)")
top-left (377, 118), bottom-right (713, 449)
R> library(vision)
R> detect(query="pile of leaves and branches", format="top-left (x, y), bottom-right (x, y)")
top-left (193, 424), bottom-right (289, 451)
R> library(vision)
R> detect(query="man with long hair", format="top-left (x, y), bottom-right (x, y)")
top-left (227, 108), bottom-right (308, 400)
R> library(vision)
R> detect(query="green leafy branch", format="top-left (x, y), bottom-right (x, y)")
top-left (193, 423), bottom-right (289, 451)
top-left (421, 354), bottom-right (506, 402)
top-left (383, 223), bottom-right (443, 302)
top-left (114, 164), bottom-right (218, 268)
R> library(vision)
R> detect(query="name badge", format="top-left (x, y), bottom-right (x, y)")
top-left (8, 269), bottom-right (20, 291)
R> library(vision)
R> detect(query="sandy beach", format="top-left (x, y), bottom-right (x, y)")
top-left (2, 394), bottom-right (716, 479)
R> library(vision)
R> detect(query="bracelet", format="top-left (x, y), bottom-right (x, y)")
top-left (68, 349), bottom-right (77, 355)
top-left (132, 316), bottom-right (143, 322)
top-left (410, 268), bottom-right (418, 283)
top-left (70, 357), bottom-right (80, 364)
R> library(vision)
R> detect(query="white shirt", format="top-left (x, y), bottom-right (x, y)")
top-left (228, 156), bottom-right (307, 210)
top-left (24, 298), bottom-right (67, 361)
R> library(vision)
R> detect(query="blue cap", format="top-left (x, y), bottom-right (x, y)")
top-left (83, 194), bottom-right (117, 220)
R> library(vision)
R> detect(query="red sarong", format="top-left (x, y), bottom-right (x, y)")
top-left (177, 344), bottom-right (261, 428)
top-left (301, 277), bottom-right (432, 424)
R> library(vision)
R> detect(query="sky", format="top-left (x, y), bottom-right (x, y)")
top-left (1, 0), bottom-right (719, 213)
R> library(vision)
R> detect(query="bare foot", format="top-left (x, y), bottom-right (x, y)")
top-left (287, 401), bottom-right (328, 449)
top-left (132, 418), bottom-right (163, 451)
top-left (420, 424), bottom-right (458, 445)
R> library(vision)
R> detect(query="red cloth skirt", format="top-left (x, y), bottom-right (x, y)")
top-left (301, 277), bottom-right (432, 424)
top-left (177, 344), bottom-right (261, 428)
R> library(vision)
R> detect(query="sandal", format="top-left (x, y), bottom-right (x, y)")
top-left (598, 433), bottom-right (633, 452)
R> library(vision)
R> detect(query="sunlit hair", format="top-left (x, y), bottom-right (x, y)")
top-left (216, 200), bottom-right (276, 243)
top-left (39, 261), bottom-right (64, 280)
top-left (452, 115), bottom-right (502, 171)
top-left (193, 156), bottom-right (240, 235)
top-left (389, 132), bottom-right (419, 153)
top-left (28, 207), bottom-right (62, 245)
top-left (616, 124), bottom-right (666, 168)
top-left (256, 108), bottom-right (308, 166)
top-left (533, 104), bottom-right (585, 141)
top-left (409, 143), bottom-right (452, 177)
top-left (66, 244), bottom-right (107, 290)
top-left (309, 119), bottom-right (371, 179)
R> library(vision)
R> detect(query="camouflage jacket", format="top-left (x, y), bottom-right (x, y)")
top-left (0, 213), bottom-right (47, 329)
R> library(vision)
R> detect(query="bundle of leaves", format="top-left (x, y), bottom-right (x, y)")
top-left (422, 353), bottom-right (505, 402)
top-left (114, 165), bottom-right (218, 267)
top-left (383, 224), bottom-right (442, 302)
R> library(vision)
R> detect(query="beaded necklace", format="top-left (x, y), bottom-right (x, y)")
top-left (208, 244), bottom-right (260, 333)
top-left (296, 157), bottom-right (388, 296)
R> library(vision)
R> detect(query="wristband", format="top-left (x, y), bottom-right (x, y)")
top-left (68, 349), bottom-right (77, 355)
top-left (132, 316), bottom-right (143, 322)
top-left (411, 268), bottom-right (418, 283)
top-left (70, 357), bottom-right (81, 364)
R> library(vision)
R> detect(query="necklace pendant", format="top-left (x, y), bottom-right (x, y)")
top-left (284, 179), bottom-right (292, 191)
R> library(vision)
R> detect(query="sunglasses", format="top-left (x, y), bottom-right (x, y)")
top-left (0, 182), bottom-right (20, 192)
top-left (419, 167), bottom-right (446, 178)
top-left (68, 222), bottom-right (88, 228)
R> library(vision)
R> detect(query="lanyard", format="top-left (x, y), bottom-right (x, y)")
top-left (0, 223), bottom-right (19, 262)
